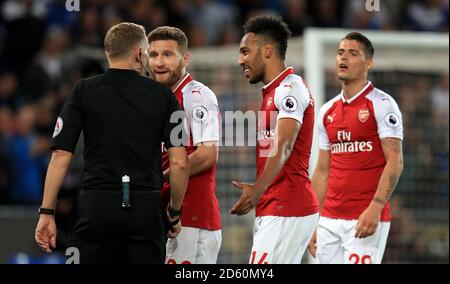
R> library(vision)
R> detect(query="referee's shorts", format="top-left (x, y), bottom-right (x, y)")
top-left (69, 188), bottom-right (167, 264)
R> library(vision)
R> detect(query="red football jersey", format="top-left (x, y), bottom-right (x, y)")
top-left (161, 74), bottom-right (221, 230)
top-left (256, 67), bottom-right (320, 217)
top-left (318, 82), bottom-right (403, 222)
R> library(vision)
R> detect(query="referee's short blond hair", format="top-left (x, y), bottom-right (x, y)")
top-left (104, 22), bottom-right (147, 60)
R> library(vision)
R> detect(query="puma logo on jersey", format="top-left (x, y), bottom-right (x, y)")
top-left (283, 82), bottom-right (295, 89)
top-left (327, 114), bottom-right (336, 123)
top-left (191, 87), bottom-right (202, 95)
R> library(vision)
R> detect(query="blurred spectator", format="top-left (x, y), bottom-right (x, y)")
top-left (34, 96), bottom-right (57, 138)
top-left (22, 25), bottom-right (72, 103)
top-left (0, 70), bottom-right (24, 111)
top-left (100, 6), bottom-right (123, 37)
top-left (163, 0), bottom-right (190, 32)
top-left (185, 0), bottom-right (237, 45)
top-left (343, 0), bottom-right (392, 30)
top-left (0, 24), bottom-right (6, 58)
top-left (282, 0), bottom-right (312, 36)
top-left (430, 74), bottom-right (449, 201)
top-left (0, 106), bottom-right (13, 203)
top-left (312, 0), bottom-right (340, 29)
top-left (74, 6), bottom-right (102, 47)
top-left (46, 0), bottom-right (79, 30)
top-left (6, 105), bottom-right (50, 204)
top-left (1, 0), bottom-right (48, 23)
top-left (237, 0), bottom-right (268, 25)
top-left (128, 0), bottom-right (167, 31)
top-left (405, 0), bottom-right (449, 32)
top-left (431, 74), bottom-right (449, 128)
top-left (186, 24), bottom-right (208, 48)
top-left (384, 196), bottom-right (418, 263)
top-left (2, 0), bottom-right (46, 78)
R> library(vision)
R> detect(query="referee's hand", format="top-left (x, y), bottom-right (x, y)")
top-left (35, 215), bottom-right (57, 253)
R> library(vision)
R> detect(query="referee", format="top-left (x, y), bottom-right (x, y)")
top-left (34, 22), bottom-right (189, 264)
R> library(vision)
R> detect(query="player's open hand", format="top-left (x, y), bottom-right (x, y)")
top-left (355, 202), bottom-right (383, 238)
top-left (35, 215), bottom-right (57, 253)
top-left (308, 229), bottom-right (317, 257)
top-left (229, 181), bottom-right (260, 215)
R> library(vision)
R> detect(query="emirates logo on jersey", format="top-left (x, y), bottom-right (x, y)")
top-left (358, 108), bottom-right (370, 123)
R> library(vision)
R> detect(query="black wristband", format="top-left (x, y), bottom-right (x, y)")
top-left (39, 207), bottom-right (56, 216)
top-left (167, 205), bottom-right (182, 218)
top-left (169, 217), bottom-right (180, 227)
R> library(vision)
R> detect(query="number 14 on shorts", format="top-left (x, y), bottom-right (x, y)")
top-left (250, 251), bottom-right (269, 264)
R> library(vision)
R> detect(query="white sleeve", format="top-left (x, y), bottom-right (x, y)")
top-left (318, 104), bottom-right (331, 150)
top-left (372, 94), bottom-right (404, 140)
top-left (184, 86), bottom-right (220, 146)
top-left (274, 79), bottom-right (311, 124)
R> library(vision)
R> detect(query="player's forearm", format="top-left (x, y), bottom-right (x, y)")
top-left (41, 150), bottom-right (72, 209)
top-left (254, 141), bottom-right (293, 195)
top-left (169, 155), bottom-right (189, 210)
top-left (164, 144), bottom-right (217, 179)
top-left (311, 169), bottom-right (329, 209)
top-left (373, 159), bottom-right (403, 206)
top-left (373, 138), bottom-right (404, 207)
top-left (187, 145), bottom-right (217, 176)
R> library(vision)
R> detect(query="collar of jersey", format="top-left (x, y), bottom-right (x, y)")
top-left (340, 81), bottom-right (374, 104)
top-left (261, 67), bottom-right (295, 95)
top-left (173, 73), bottom-right (193, 95)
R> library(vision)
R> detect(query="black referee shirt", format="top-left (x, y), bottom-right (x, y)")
top-left (51, 68), bottom-right (183, 190)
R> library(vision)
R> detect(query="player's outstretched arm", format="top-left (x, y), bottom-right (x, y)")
top-left (355, 138), bottom-right (403, 238)
top-left (230, 118), bottom-right (301, 215)
top-left (35, 149), bottom-right (72, 253)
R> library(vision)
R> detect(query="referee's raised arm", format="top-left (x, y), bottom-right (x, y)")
top-left (35, 22), bottom-right (189, 264)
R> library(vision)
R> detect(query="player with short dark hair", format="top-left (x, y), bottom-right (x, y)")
top-left (308, 32), bottom-right (404, 264)
top-left (232, 15), bottom-right (320, 264)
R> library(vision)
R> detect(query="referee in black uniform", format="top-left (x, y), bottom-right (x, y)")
top-left (34, 22), bottom-right (189, 264)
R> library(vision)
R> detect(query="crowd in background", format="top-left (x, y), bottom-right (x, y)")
top-left (0, 0), bottom-right (448, 263)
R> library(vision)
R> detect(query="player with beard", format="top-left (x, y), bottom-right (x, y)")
top-left (147, 26), bottom-right (222, 264)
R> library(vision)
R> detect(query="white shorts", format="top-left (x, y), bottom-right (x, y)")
top-left (165, 226), bottom-right (222, 264)
top-left (249, 213), bottom-right (319, 264)
top-left (316, 216), bottom-right (390, 264)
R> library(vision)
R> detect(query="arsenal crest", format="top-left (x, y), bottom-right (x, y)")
top-left (358, 108), bottom-right (370, 123)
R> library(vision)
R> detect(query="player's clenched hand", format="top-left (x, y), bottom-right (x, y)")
top-left (35, 215), bottom-right (57, 253)
top-left (229, 181), bottom-right (261, 215)
top-left (308, 229), bottom-right (317, 257)
top-left (167, 217), bottom-right (182, 238)
top-left (355, 202), bottom-right (383, 238)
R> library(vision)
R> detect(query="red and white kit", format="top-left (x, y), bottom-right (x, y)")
top-left (251, 67), bottom-right (320, 264)
top-left (162, 74), bottom-right (221, 264)
top-left (316, 81), bottom-right (403, 264)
